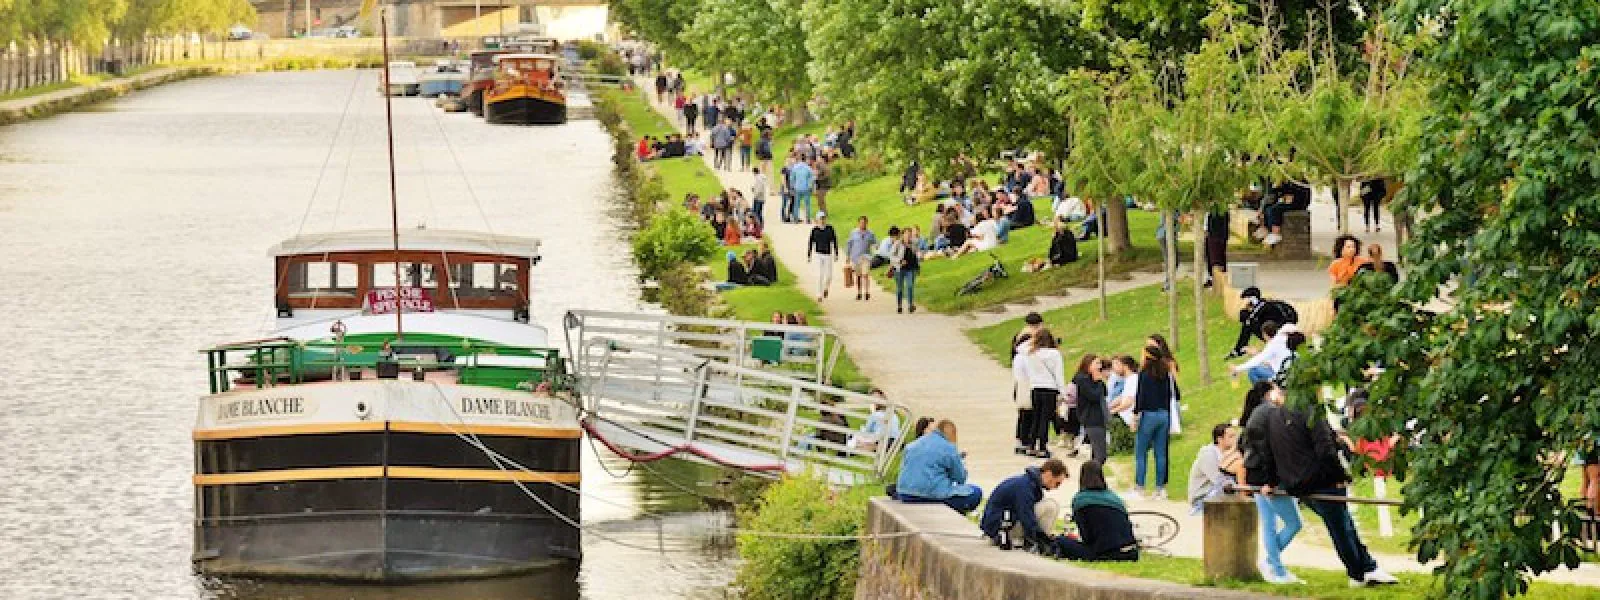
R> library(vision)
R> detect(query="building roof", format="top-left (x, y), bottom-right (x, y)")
top-left (269, 228), bottom-right (541, 258)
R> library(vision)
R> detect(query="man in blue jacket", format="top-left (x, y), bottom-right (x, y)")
top-left (980, 459), bottom-right (1068, 549)
top-left (892, 420), bottom-right (983, 514)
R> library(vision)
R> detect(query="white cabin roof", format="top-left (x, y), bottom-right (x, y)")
top-left (495, 53), bottom-right (561, 62)
top-left (269, 228), bottom-right (541, 258)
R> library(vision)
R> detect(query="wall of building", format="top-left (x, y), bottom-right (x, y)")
top-left (856, 499), bottom-right (1268, 600)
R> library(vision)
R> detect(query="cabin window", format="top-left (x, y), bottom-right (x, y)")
top-left (286, 262), bottom-right (359, 298)
top-left (373, 262), bottom-right (439, 290)
top-left (448, 262), bottom-right (521, 301)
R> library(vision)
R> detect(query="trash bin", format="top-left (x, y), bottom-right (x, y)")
top-left (1230, 262), bottom-right (1258, 290)
top-left (750, 336), bottom-right (784, 364)
top-left (100, 59), bottom-right (125, 77)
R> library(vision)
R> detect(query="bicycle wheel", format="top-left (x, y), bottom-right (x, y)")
top-left (1127, 510), bottom-right (1181, 549)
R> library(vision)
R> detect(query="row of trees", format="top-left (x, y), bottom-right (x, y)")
top-left (0, 0), bottom-right (255, 50)
top-left (613, 0), bottom-right (1600, 597)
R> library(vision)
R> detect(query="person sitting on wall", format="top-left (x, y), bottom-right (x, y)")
top-left (980, 459), bottom-right (1069, 551)
top-left (1046, 461), bottom-right (1139, 562)
top-left (890, 419), bottom-right (984, 514)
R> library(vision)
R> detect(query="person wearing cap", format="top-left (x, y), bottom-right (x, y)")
top-left (807, 213), bottom-right (840, 302)
top-left (1229, 287), bottom-right (1297, 359)
top-left (1231, 322), bottom-right (1297, 384)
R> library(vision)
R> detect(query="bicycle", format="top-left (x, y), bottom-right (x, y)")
top-left (955, 252), bottom-right (1009, 296)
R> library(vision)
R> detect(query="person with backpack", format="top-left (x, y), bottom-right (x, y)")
top-left (1228, 287), bottom-right (1298, 359)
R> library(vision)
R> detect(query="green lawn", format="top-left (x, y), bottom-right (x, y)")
top-left (968, 282), bottom-right (1245, 499)
top-left (603, 87), bottom-right (869, 392)
top-left (1079, 555), bottom-right (1600, 599)
top-left (822, 175), bottom-right (1172, 313)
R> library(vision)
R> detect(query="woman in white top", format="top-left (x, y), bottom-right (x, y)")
top-left (954, 209), bottom-right (1001, 257)
top-left (1020, 330), bottom-right (1067, 458)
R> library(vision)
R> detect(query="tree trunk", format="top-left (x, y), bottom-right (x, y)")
top-left (1103, 195), bottom-right (1133, 256)
top-left (1098, 202), bottom-right (1108, 320)
top-left (1192, 210), bottom-right (1211, 385)
top-left (1335, 177), bottom-right (1353, 234)
top-left (1164, 211), bottom-right (1180, 350)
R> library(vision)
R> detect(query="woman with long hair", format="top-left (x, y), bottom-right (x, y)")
top-left (1071, 354), bottom-right (1111, 463)
top-left (1018, 330), bottom-right (1067, 458)
top-left (1049, 461), bottom-right (1138, 562)
top-left (1131, 343), bottom-right (1179, 499)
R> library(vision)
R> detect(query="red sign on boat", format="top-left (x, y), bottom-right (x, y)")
top-left (367, 287), bottom-right (435, 315)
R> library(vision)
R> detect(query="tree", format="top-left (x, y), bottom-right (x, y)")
top-left (1127, 5), bottom-right (1259, 380)
top-left (803, 0), bottom-right (1107, 170)
top-left (682, 0), bottom-right (812, 121)
top-left (1292, 0), bottom-right (1600, 596)
top-left (36, 0), bottom-right (129, 50)
top-left (1061, 55), bottom-right (1154, 305)
top-left (609, 0), bottom-right (701, 62)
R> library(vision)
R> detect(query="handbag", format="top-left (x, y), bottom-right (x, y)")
top-left (843, 264), bottom-right (855, 287)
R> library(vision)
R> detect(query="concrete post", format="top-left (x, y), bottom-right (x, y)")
top-left (1203, 495), bottom-right (1261, 582)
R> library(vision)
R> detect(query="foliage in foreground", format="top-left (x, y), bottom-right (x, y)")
top-left (735, 476), bottom-right (873, 600)
top-left (1289, 1), bottom-right (1600, 597)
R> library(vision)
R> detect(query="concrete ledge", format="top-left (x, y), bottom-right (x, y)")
top-left (856, 498), bottom-right (1269, 600)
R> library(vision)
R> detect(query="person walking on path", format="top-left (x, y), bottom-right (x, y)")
top-left (1017, 330), bottom-right (1068, 458)
top-left (703, 99), bottom-right (720, 134)
top-left (789, 156), bottom-right (816, 223)
top-left (710, 118), bottom-right (735, 171)
top-left (1010, 314), bottom-right (1045, 454)
top-left (813, 156), bottom-right (833, 213)
top-left (682, 98), bottom-right (699, 135)
top-left (1131, 343), bottom-right (1179, 500)
top-left (891, 420), bottom-right (984, 514)
top-left (889, 227), bottom-right (920, 313)
top-left (737, 122), bottom-right (754, 171)
top-left (846, 216), bottom-right (878, 301)
top-left (1070, 354), bottom-right (1110, 464)
top-left (654, 72), bottom-right (668, 104)
top-left (807, 213), bottom-right (839, 302)
top-left (750, 167), bottom-right (768, 227)
top-left (779, 156), bottom-right (796, 224)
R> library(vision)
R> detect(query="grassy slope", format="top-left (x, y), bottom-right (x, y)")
top-left (822, 176), bottom-right (1173, 313)
top-left (969, 283), bottom-right (1241, 498)
top-left (1080, 555), bottom-right (1600, 599)
top-left (601, 88), bottom-right (867, 391)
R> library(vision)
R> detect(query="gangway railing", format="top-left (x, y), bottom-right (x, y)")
top-left (562, 310), bottom-right (844, 389)
top-left (576, 338), bottom-right (910, 482)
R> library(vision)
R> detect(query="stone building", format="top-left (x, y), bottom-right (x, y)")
top-left (249, 0), bottom-right (609, 41)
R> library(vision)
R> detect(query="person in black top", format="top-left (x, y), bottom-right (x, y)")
top-left (1049, 218), bottom-right (1079, 265)
top-left (1132, 343), bottom-right (1179, 500)
top-left (742, 250), bottom-right (771, 286)
top-left (1355, 243), bottom-right (1400, 287)
top-left (1204, 209), bottom-right (1229, 287)
top-left (1047, 461), bottom-right (1138, 562)
top-left (806, 213), bottom-right (840, 302)
top-left (1071, 354), bottom-right (1111, 464)
top-left (1360, 178), bottom-right (1387, 233)
top-left (663, 135), bottom-right (686, 158)
top-left (1260, 180), bottom-right (1311, 246)
top-left (753, 244), bottom-right (778, 284)
top-left (653, 73), bottom-right (668, 103)
top-left (682, 100), bottom-right (699, 135)
top-left (726, 251), bottom-right (750, 285)
top-left (1229, 286), bottom-right (1298, 358)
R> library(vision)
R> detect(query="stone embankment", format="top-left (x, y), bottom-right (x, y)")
top-left (0, 66), bottom-right (232, 125)
top-left (855, 499), bottom-right (1269, 600)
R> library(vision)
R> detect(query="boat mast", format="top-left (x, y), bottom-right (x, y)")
top-left (380, 8), bottom-right (404, 340)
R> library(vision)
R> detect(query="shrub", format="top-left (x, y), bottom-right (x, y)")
top-left (735, 476), bottom-right (874, 600)
top-left (1108, 418), bottom-right (1135, 455)
top-left (658, 262), bottom-right (712, 316)
top-left (575, 40), bottom-right (606, 61)
top-left (631, 207), bottom-right (719, 280)
top-left (830, 154), bottom-right (887, 188)
top-left (594, 51), bottom-right (628, 77)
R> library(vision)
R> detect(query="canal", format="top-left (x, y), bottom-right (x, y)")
top-left (0, 69), bottom-right (738, 599)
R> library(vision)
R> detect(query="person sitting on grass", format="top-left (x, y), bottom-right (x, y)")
top-left (752, 243), bottom-right (778, 284)
top-left (1048, 217), bottom-right (1079, 266)
top-left (980, 459), bottom-right (1069, 551)
top-left (741, 250), bottom-right (770, 286)
top-left (890, 419), bottom-right (983, 514)
top-left (1045, 461), bottom-right (1139, 562)
top-left (950, 209), bottom-right (1000, 258)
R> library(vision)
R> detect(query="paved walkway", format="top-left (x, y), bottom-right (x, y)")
top-left (627, 81), bottom-right (1600, 586)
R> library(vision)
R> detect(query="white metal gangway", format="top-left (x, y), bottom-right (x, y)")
top-left (562, 311), bottom-right (906, 482)
top-left (562, 310), bottom-right (845, 386)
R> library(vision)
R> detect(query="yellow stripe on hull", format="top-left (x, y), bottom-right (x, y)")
top-left (193, 466), bottom-right (581, 486)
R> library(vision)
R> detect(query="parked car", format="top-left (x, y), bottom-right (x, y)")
top-left (336, 26), bottom-right (361, 38)
top-left (227, 25), bottom-right (253, 41)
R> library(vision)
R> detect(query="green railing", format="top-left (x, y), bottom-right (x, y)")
top-left (201, 337), bottom-right (568, 395)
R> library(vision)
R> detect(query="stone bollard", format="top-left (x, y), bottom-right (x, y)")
top-left (1203, 495), bottom-right (1261, 582)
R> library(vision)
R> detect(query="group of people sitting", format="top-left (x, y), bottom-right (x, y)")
top-left (885, 417), bottom-right (1142, 563)
top-left (636, 133), bottom-right (704, 161)
top-left (687, 189), bottom-right (764, 248)
top-left (724, 246), bottom-right (777, 287)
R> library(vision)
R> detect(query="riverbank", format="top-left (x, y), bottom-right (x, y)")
top-left (0, 56), bottom-right (432, 127)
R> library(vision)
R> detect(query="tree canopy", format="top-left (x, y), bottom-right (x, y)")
top-left (0, 0), bottom-right (253, 48)
top-left (1291, 0), bottom-right (1600, 597)
top-left (682, 0), bottom-right (811, 113)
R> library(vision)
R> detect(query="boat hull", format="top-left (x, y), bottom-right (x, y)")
top-left (421, 79), bottom-right (466, 97)
top-left (485, 96), bottom-right (566, 125)
top-left (193, 381), bottom-right (581, 581)
top-left (467, 89), bottom-right (486, 116)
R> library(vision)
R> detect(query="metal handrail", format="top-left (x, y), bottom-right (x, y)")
top-left (200, 338), bottom-right (564, 394)
top-left (563, 309), bottom-right (843, 387)
top-left (574, 339), bottom-right (910, 481)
